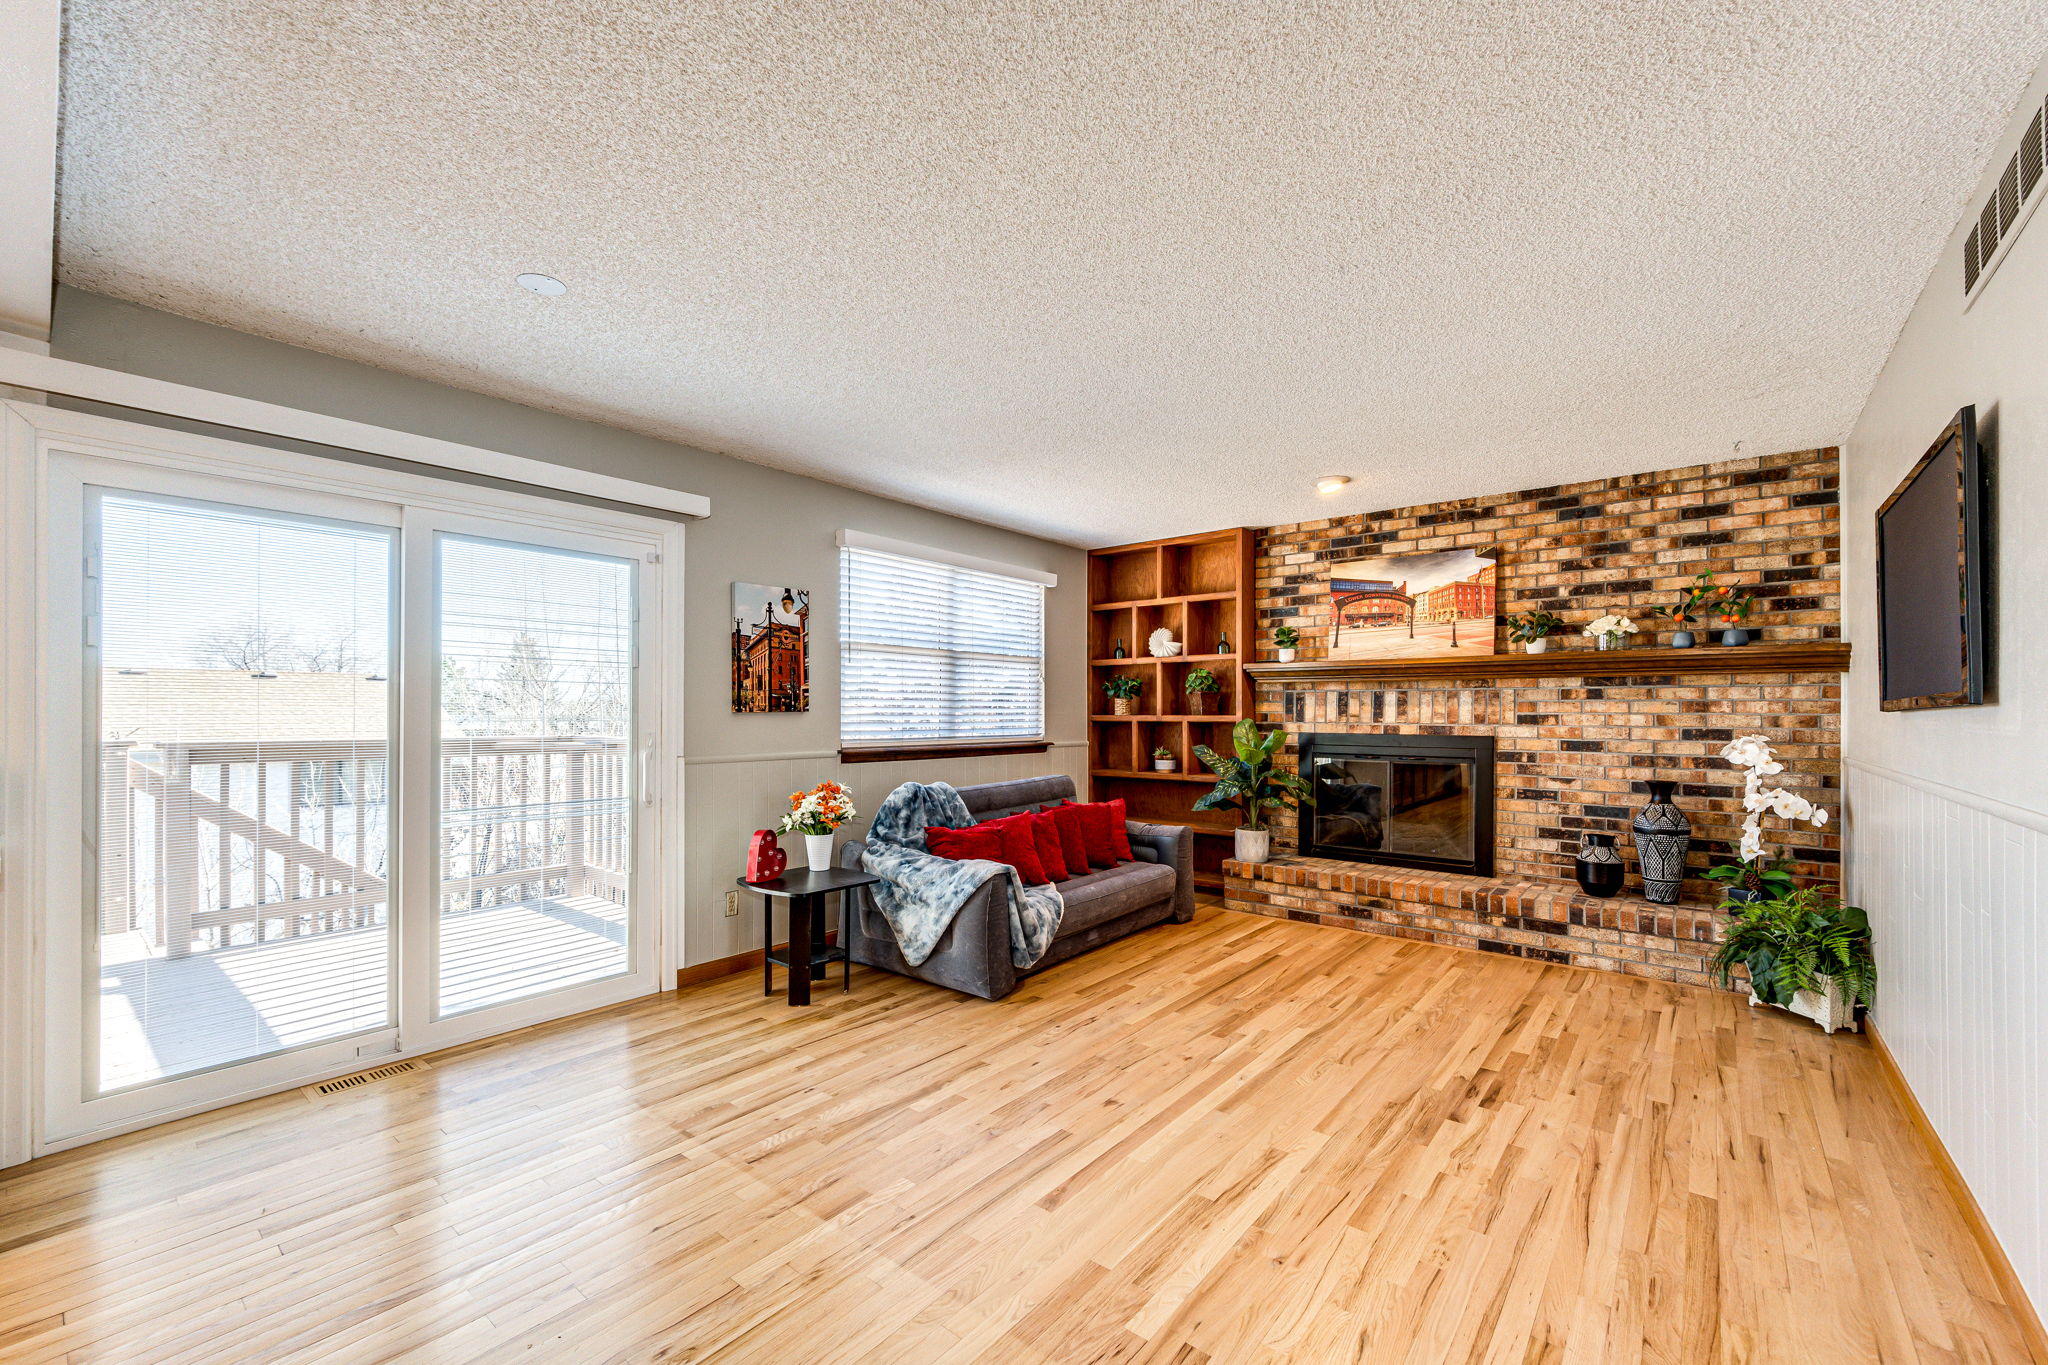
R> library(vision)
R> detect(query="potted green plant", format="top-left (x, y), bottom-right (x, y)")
top-left (1506, 609), bottom-right (1564, 654)
top-left (1654, 571), bottom-right (1721, 648)
top-left (1102, 673), bottom-right (1141, 717)
top-left (1151, 745), bottom-right (1176, 772)
top-left (1713, 584), bottom-right (1757, 646)
top-left (1708, 735), bottom-right (1829, 903)
top-left (1710, 887), bottom-right (1874, 1034)
top-left (1184, 666), bottom-right (1222, 715)
top-left (1193, 718), bottom-right (1314, 862)
top-left (1273, 624), bottom-right (1300, 663)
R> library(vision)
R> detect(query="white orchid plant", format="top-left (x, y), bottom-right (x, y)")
top-left (1582, 613), bottom-right (1638, 641)
top-left (1710, 734), bottom-right (1829, 901)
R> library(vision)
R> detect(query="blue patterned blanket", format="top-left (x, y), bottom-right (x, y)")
top-left (859, 781), bottom-right (1064, 968)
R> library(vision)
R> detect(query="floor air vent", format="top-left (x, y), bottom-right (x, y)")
top-left (1965, 99), bottom-right (2047, 299)
top-left (308, 1059), bottom-right (420, 1097)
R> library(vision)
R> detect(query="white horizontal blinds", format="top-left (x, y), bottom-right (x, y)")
top-left (840, 543), bottom-right (1045, 746)
top-left (92, 492), bottom-right (394, 1093)
top-left (435, 536), bottom-right (635, 1016)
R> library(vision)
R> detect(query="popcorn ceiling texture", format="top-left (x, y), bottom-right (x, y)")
top-left (53, 2), bottom-right (2048, 546)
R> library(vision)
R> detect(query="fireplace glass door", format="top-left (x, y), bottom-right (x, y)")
top-left (1300, 735), bottom-right (1494, 875)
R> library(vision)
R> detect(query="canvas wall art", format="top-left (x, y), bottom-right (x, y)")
top-left (1324, 548), bottom-right (1498, 661)
top-left (732, 583), bottom-right (810, 712)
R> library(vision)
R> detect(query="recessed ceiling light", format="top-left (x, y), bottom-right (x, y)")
top-left (1315, 475), bottom-right (1352, 495)
top-left (515, 272), bottom-right (567, 297)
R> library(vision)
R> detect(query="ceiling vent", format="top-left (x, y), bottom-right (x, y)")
top-left (1965, 99), bottom-right (2046, 300)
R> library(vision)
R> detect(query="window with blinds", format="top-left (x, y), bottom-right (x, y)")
top-left (839, 540), bottom-right (1046, 747)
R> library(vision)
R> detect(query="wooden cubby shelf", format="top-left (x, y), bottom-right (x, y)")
top-left (1088, 526), bottom-right (1257, 890)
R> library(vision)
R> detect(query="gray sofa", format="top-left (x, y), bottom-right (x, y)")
top-left (837, 775), bottom-right (1194, 1000)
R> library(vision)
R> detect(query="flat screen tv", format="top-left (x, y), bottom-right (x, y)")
top-left (1876, 405), bottom-right (1987, 710)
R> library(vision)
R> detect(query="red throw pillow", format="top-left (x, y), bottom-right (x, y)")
top-left (1103, 798), bottom-right (1135, 861)
top-left (926, 824), bottom-right (1005, 862)
top-left (1039, 803), bottom-right (1091, 878)
top-left (1060, 800), bottom-right (1119, 868)
top-left (1020, 810), bottom-right (1072, 883)
top-left (976, 813), bottom-right (1052, 885)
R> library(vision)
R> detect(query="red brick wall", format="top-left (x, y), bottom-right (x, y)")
top-left (1253, 449), bottom-right (1842, 900)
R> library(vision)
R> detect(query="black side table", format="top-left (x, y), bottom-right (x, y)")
top-left (738, 867), bottom-right (880, 1006)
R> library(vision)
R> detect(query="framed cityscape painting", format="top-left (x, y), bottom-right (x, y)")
top-left (731, 582), bottom-right (810, 712)
top-left (1323, 548), bottom-right (1498, 661)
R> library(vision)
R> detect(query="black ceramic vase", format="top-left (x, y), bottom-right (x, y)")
top-left (1630, 779), bottom-right (1691, 904)
top-left (1575, 833), bottom-right (1625, 898)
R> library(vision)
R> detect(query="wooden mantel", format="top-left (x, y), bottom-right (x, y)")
top-left (1243, 640), bottom-right (1850, 684)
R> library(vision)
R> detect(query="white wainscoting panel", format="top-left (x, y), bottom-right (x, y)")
top-left (684, 742), bottom-right (1089, 966)
top-left (1847, 759), bottom-right (2048, 1305)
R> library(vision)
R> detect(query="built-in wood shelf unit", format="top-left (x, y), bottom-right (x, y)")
top-left (1243, 641), bottom-right (1851, 685)
top-left (1089, 528), bottom-right (1257, 891)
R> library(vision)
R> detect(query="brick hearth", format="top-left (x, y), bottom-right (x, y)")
top-left (1225, 856), bottom-right (1725, 988)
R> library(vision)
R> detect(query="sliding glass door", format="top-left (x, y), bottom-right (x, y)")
top-left (41, 450), bottom-right (671, 1145)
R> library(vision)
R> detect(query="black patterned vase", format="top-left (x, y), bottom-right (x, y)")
top-left (1630, 779), bottom-right (1691, 904)
top-left (1575, 833), bottom-right (1625, 898)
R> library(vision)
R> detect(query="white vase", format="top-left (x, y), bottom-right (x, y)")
top-left (1277, 647), bottom-right (1297, 663)
top-left (1526, 637), bottom-right (1550, 654)
top-left (804, 833), bottom-right (834, 872)
top-left (1234, 827), bottom-right (1271, 864)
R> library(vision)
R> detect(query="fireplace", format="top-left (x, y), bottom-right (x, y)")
top-left (1297, 733), bottom-right (1495, 876)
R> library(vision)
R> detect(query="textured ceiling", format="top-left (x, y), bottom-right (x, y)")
top-left (56, 1), bottom-right (2048, 546)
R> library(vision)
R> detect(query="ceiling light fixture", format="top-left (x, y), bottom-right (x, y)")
top-left (515, 272), bottom-right (567, 297)
top-left (1315, 475), bottom-right (1352, 495)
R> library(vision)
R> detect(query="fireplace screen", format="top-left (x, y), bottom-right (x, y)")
top-left (1299, 734), bottom-right (1494, 876)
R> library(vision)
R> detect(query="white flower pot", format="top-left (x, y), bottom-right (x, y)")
top-left (1152, 759), bottom-right (1174, 771)
top-left (1276, 647), bottom-right (1297, 663)
top-left (805, 833), bottom-right (835, 872)
top-left (1749, 974), bottom-right (1858, 1034)
top-left (1526, 638), bottom-right (1550, 654)
top-left (1234, 827), bottom-right (1271, 864)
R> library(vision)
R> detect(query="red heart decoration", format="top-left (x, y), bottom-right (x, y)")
top-left (746, 829), bottom-right (788, 882)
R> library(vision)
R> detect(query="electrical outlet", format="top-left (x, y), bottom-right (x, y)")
top-left (725, 889), bottom-right (740, 917)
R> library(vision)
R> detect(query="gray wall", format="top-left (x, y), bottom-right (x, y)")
top-left (49, 286), bottom-right (1090, 964)
top-left (1840, 62), bottom-right (2048, 1312)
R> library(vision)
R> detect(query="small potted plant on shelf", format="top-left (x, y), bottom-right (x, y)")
top-left (779, 780), bottom-right (857, 872)
top-left (1582, 613), bottom-right (1638, 651)
top-left (1705, 734), bottom-right (1830, 904)
top-left (1711, 886), bottom-right (1874, 1034)
top-left (1654, 571), bottom-right (1721, 648)
top-left (1193, 718), bottom-right (1313, 864)
top-left (1184, 666), bottom-right (1222, 715)
top-left (1102, 674), bottom-right (1141, 716)
top-left (1713, 584), bottom-right (1757, 646)
top-left (1506, 609), bottom-right (1565, 654)
top-left (1151, 745), bottom-right (1176, 772)
top-left (1273, 624), bottom-right (1300, 663)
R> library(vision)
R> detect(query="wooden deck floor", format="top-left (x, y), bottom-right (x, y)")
top-left (2, 902), bottom-right (2036, 1363)
top-left (98, 896), bottom-right (628, 1088)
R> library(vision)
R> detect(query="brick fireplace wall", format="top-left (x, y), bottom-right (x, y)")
top-left (1252, 448), bottom-right (1843, 901)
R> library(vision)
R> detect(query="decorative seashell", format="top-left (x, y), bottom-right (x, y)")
top-left (1147, 627), bottom-right (1181, 657)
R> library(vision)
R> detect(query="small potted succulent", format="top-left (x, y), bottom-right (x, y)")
top-left (1654, 571), bottom-right (1721, 648)
top-left (1102, 673), bottom-right (1141, 716)
top-left (1506, 609), bottom-right (1564, 654)
top-left (1184, 666), bottom-right (1222, 715)
top-left (1273, 624), bottom-right (1300, 663)
top-left (1711, 887), bottom-right (1874, 1034)
top-left (1713, 585), bottom-right (1757, 646)
top-left (1151, 745), bottom-right (1176, 772)
top-left (1582, 613), bottom-right (1638, 651)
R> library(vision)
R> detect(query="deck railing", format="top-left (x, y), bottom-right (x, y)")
top-left (101, 737), bottom-right (630, 957)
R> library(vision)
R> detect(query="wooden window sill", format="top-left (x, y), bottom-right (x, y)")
top-left (837, 741), bottom-right (1051, 765)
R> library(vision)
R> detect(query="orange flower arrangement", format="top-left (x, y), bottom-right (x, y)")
top-left (778, 780), bottom-right (857, 837)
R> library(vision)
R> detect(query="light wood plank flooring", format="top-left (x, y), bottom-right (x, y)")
top-left (0, 902), bottom-right (2035, 1363)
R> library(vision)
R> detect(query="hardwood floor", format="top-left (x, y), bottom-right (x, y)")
top-left (0, 901), bottom-right (2036, 1364)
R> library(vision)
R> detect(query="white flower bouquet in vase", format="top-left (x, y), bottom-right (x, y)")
top-left (780, 780), bottom-right (857, 871)
top-left (1582, 613), bottom-right (1638, 651)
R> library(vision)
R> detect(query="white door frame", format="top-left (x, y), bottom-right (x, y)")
top-left (0, 401), bottom-right (690, 1161)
